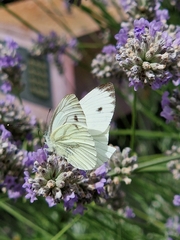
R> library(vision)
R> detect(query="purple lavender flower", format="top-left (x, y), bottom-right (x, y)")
top-left (5, 38), bottom-right (18, 50)
top-left (160, 89), bottom-right (180, 126)
top-left (23, 171), bottom-right (37, 203)
top-left (4, 176), bottom-right (24, 199)
top-left (95, 178), bottom-right (106, 194)
top-left (0, 124), bottom-right (35, 199)
top-left (115, 18), bottom-right (180, 90)
top-left (134, 18), bottom-right (149, 39)
top-left (23, 148), bottom-right (110, 214)
top-left (148, 20), bottom-right (163, 37)
top-left (95, 162), bottom-right (108, 177)
top-left (73, 204), bottom-right (86, 215)
top-left (160, 92), bottom-right (173, 123)
top-left (37, 33), bottom-right (45, 44)
top-left (173, 195), bottom-right (180, 206)
top-left (120, 0), bottom-right (164, 22)
top-left (64, 192), bottom-right (78, 210)
top-left (0, 38), bottom-right (24, 95)
top-left (156, 9), bottom-right (169, 21)
top-left (160, 105), bottom-right (173, 123)
top-left (46, 196), bottom-right (56, 207)
top-left (68, 38), bottom-right (78, 48)
top-left (125, 207), bottom-right (135, 218)
top-left (102, 44), bottom-right (116, 54)
top-left (0, 124), bottom-right (11, 140)
top-left (0, 81), bottom-right (12, 93)
top-left (32, 32), bottom-right (80, 74)
top-left (115, 24), bottom-right (129, 47)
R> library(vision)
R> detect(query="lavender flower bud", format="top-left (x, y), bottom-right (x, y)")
top-left (109, 146), bottom-right (138, 184)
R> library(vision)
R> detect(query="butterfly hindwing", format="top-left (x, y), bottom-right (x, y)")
top-left (79, 82), bottom-right (115, 135)
top-left (92, 127), bottom-right (116, 167)
top-left (50, 123), bottom-right (97, 170)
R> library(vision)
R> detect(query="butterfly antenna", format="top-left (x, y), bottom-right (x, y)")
top-left (38, 109), bottom-right (52, 149)
top-left (45, 108), bottom-right (52, 130)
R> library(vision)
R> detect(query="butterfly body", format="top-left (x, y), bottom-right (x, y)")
top-left (45, 82), bottom-right (116, 170)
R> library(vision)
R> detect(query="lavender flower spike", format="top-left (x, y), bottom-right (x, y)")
top-left (23, 148), bottom-right (110, 214)
top-left (116, 18), bottom-right (180, 90)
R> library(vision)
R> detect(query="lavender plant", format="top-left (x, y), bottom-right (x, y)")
top-left (31, 31), bottom-right (81, 73)
top-left (0, 38), bottom-right (25, 96)
top-left (1, 0), bottom-right (180, 239)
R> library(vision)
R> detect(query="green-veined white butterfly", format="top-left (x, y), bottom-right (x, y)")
top-left (45, 82), bottom-right (116, 170)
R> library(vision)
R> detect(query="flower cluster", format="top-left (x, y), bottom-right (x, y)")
top-left (0, 124), bottom-right (33, 199)
top-left (120, 0), bottom-right (168, 22)
top-left (109, 146), bottom-right (138, 185)
top-left (31, 32), bottom-right (80, 73)
top-left (0, 94), bottom-right (36, 142)
top-left (161, 89), bottom-right (180, 127)
top-left (115, 18), bottom-right (180, 90)
top-left (91, 44), bottom-right (120, 79)
top-left (0, 38), bottom-right (25, 95)
top-left (166, 216), bottom-right (180, 239)
top-left (23, 148), bottom-right (110, 214)
top-left (97, 147), bottom-right (137, 213)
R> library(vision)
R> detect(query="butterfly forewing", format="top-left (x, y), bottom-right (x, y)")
top-left (49, 94), bottom-right (87, 134)
top-left (79, 82), bottom-right (115, 135)
top-left (50, 123), bottom-right (97, 170)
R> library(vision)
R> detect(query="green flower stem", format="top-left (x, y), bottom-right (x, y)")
top-left (135, 165), bottom-right (168, 172)
top-left (0, 3), bottom-right (39, 33)
top-left (110, 129), bottom-right (180, 139)
top-left (50, 215), bottom-right (82, 240)
top-left (135, 154), bottom-right (180, 171)
top-left (130, 91), bottom-right (137, 152)
top-left (133, 208), bottom-right (165, 230)
top-left (114, 87), bottom-right (174, 133)
top-left (0, 201), bottom-right (52, 239)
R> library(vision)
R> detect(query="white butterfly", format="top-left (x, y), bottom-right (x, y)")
top-left (45, 82), bottom-right (116, 170)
